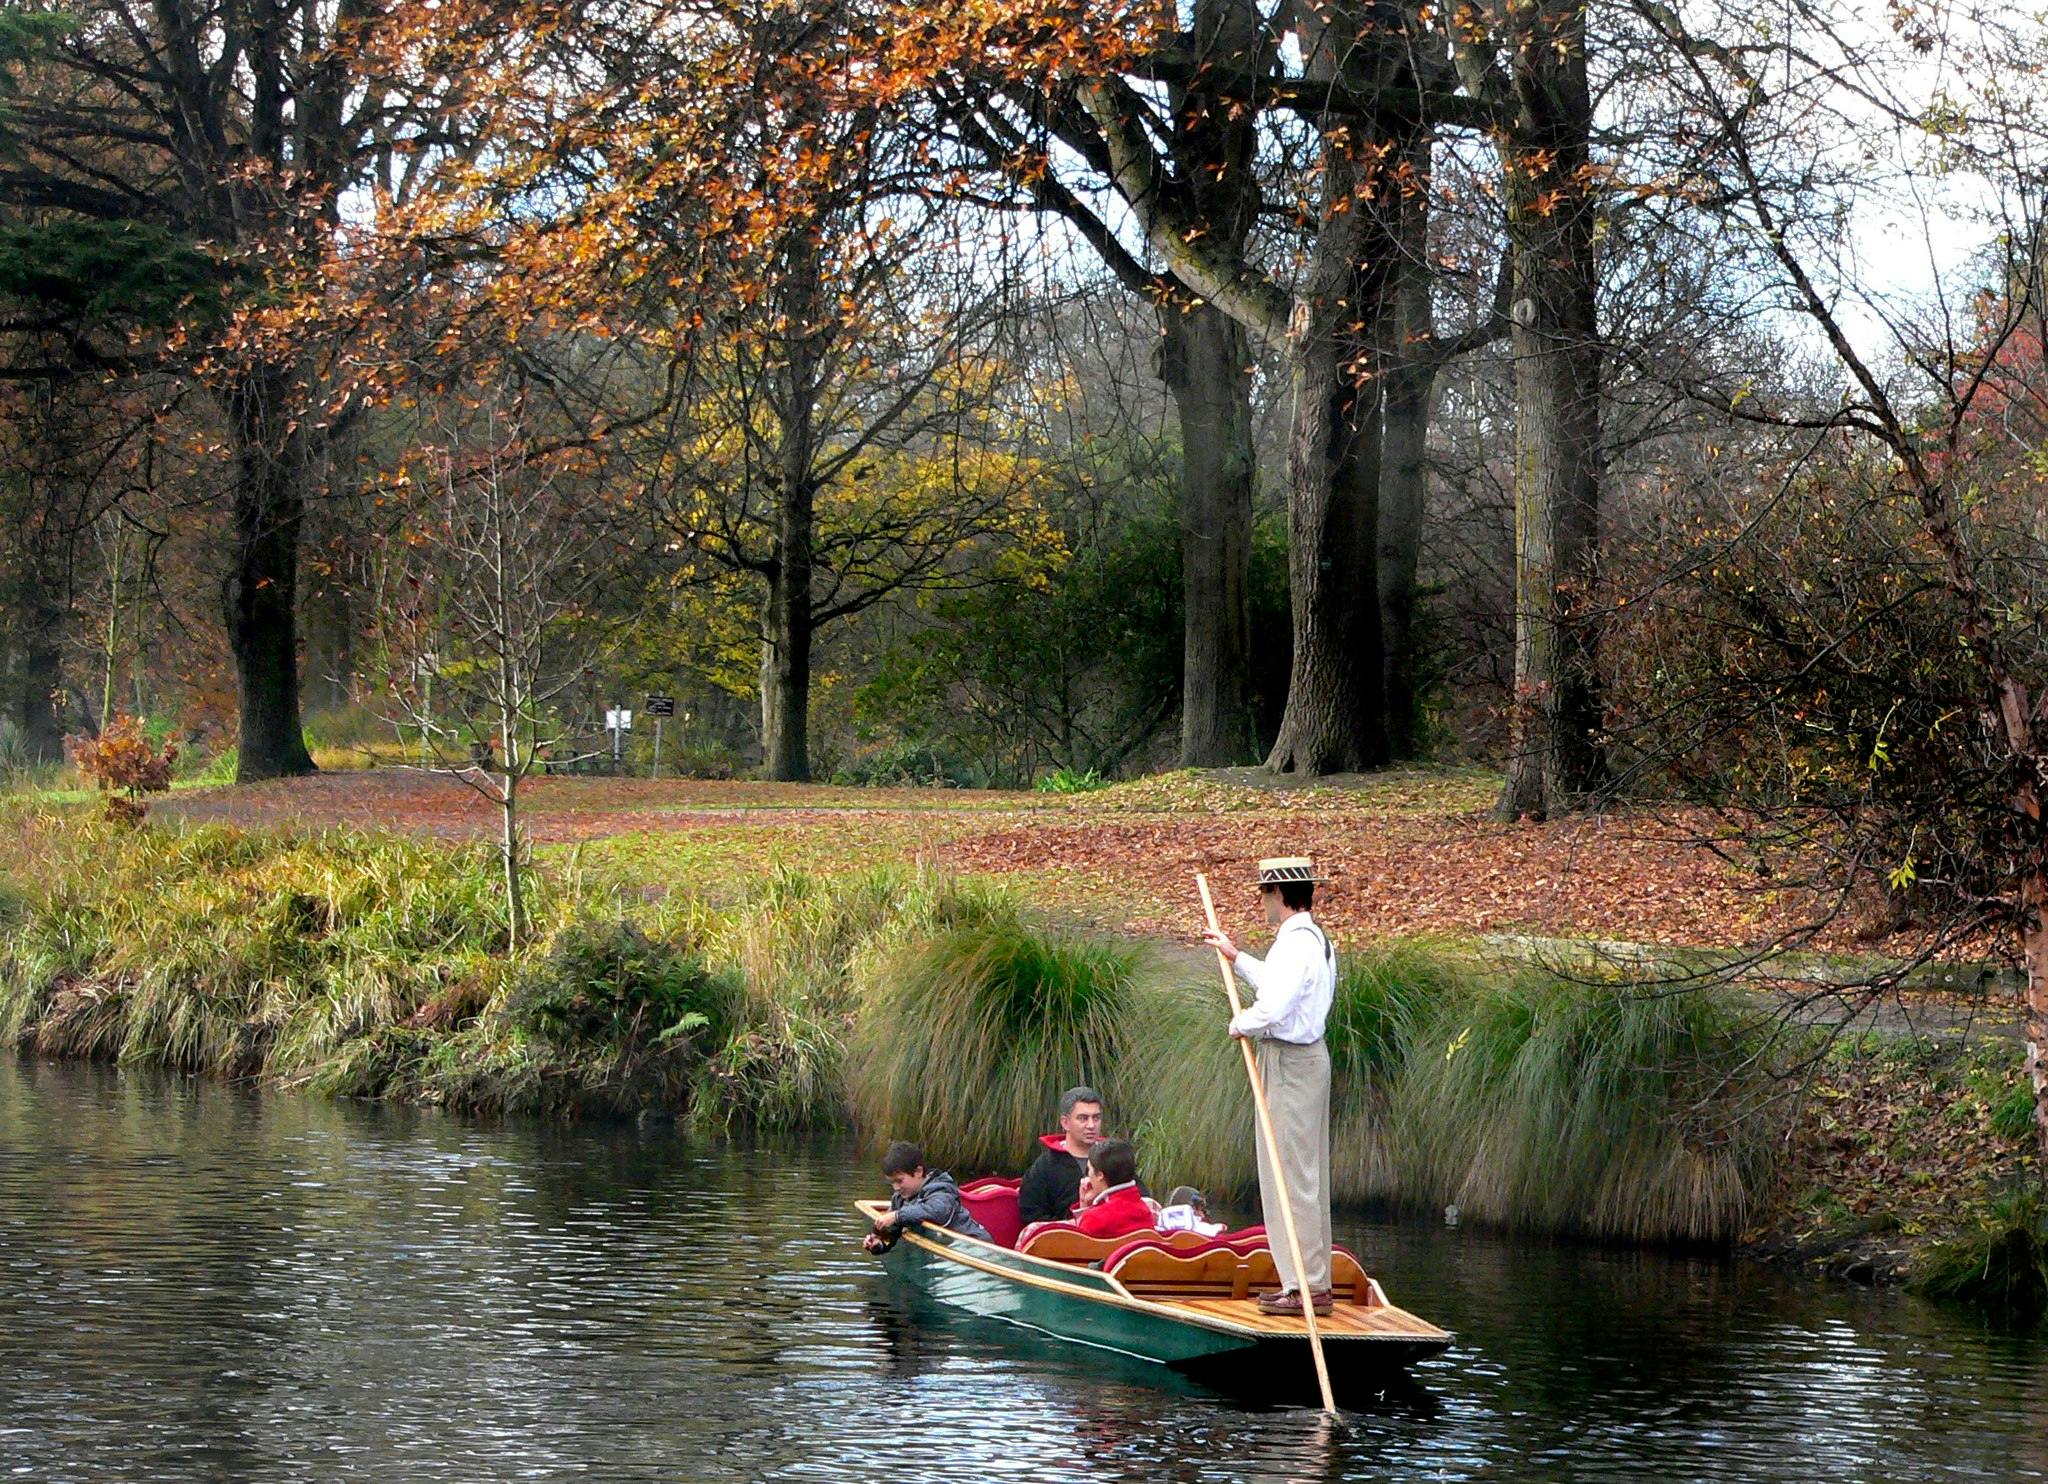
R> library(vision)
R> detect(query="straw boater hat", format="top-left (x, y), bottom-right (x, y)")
top-left (1257, 855), bottom-right (1330, 886)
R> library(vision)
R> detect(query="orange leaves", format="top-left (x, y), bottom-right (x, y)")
top-left (68, 716), bottom-right (179, 823)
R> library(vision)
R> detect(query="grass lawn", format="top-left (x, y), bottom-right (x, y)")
top-left (82, 763), bottom-right (1982, 967)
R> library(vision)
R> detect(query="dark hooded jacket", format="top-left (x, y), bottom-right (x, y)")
top-left (1018, 1133), bottom-right (1089, 1226)
top-left (889, 1170), bottom-right (992, 1241)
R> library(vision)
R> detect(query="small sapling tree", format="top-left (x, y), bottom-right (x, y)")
top-left (374, 404), bottom-right (610, 953)
top-left (68, 714), bottom-right (177, 824)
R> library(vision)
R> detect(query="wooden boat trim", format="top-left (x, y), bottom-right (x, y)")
top-left (855, 1199), bottom-right (1449, 1346)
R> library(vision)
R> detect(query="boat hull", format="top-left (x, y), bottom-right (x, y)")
top-left (881, 1226), bottom-right (1258, 1367)
top-left (864, 1202), bottom-right (1453, 1386)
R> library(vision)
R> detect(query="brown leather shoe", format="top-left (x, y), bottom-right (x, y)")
top-left (1256, 1288), bottom-right (1335, 1316)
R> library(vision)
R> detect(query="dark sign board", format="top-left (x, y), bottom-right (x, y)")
top-left (646, 695), bottom-right (677, 718)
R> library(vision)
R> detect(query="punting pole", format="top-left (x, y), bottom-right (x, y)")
top-left (1195, 872), bottom-right (1338, 1417)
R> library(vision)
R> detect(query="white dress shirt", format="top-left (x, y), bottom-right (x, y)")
top-left (1228, 912), bottom-right (1336, 1044)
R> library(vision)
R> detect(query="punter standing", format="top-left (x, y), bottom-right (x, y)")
top-left (1200, 855), bottom-right (1335, 1317)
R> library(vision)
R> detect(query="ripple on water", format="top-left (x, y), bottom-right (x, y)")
top-left (2, 1056), bottom-right (2046, 1483)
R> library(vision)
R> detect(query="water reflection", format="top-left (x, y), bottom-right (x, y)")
top-left (2, 1056), bottom-right (2045, 1482)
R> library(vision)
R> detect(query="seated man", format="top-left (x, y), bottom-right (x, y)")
top-left (1018, 1084), bottom-right (1104, 1226)
top-left (1071, 1139), bottom-right (1154, 1239)
top-left (864, 1141), bottom-right (992, 1252)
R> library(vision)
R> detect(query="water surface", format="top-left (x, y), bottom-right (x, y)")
top-left (2, 1057), bottom-right (2043, 1482)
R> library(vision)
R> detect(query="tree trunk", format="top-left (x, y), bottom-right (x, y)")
top-left (2025, 870), bottom-right (2048, 1164)
top-left (759, 545), bottom-right (813, 783)
top-left (1379, 141), bottom-right (1437, 762)
top-left (1162, 0), bottom-right (1263, 770)
top-left (759, 232), bottom-right (822, 784)
top-left (1379, 357), bottom-right (1435, 761)
top-left (501, 781), bottom-right (525, 954)
top-left (1266, 361), bottom-right (1385, 775)
top-left (1265, 141), bottom-right (1392, 776)
top-left (223, 375), bottom-right (316, 783)
top-left (1495, 1), bottom-right (1603, 821)
top-left (1162, 306), bottom-right (1258, 767)
top-left (14, 601), bottom-right (66, 763)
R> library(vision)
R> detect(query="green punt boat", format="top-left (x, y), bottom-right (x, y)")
top-left (854, 1200), bottom-right (1453, 1391)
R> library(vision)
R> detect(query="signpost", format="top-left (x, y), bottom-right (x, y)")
top-left (646, 695), bottom-right (676, 779)
top-left (605, 707), bottom-right (633, 774)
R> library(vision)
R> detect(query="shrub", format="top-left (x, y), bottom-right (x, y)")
top-left (498, 917), bottom-right (725, 1051)
top-left (668, 738), bottom-right (744, 780)
top-left (831, 741), bottom-right (976, 788)
top-left (67, 715), bottom-right (177, 823)
top-left (1035, 767), bottom-right (1110, 794)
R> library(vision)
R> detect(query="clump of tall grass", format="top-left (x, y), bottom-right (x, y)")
top-left (0, 813), bottom-right (529, 1078)
top-left (848, 913), bottom-right (1140, 1172)
top-left (1395, 976), bottom-right (1779, 1243)
top-left (1913, 1187), bottom-right (2048, 1321)
top-left (658, 862), bottom-right (1013, 1133)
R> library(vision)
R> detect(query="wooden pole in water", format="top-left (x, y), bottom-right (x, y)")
top-left (1196, 871), bottom-right (1338, 1417)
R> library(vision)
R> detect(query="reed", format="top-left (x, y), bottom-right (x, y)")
top-left (665, 862), bottom-right (1013, 1132)
top-left (1394, 975), bottom-right (1779, 1243)
top-left (847, 913), bottom-right (1141, 1172)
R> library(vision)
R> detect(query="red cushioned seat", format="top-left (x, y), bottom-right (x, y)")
top-left (1019, 1223), bottom-right (1215, 1264)
top-left (960, 1184), bottom-right (1024, 1248)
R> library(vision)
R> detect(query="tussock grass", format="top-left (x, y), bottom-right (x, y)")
top-left (664, 863), bottom-right (1013, 1132)
top-left (1131, 941), bottom-right (1776, 1243)
top-left (848, 913), bottom-right (1140, 1172)
top-left (1395, 976), bottom-right (1779, 1243)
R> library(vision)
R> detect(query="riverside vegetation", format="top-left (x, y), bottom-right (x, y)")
top-left (0, 806), bottom-right (2038, 1311)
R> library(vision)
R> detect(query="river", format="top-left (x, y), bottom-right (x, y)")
top-left (2, 1056), bottom-right (2043, 1482)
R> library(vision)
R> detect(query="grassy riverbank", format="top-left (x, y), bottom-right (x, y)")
top-left (0, 798), bottom-right (2036, 1308)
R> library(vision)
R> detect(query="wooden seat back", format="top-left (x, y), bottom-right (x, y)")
top-left (1111, 1243), bottom-right (1378, 1306)
top-left (1104, 1245), bottom-right (1248, 1300)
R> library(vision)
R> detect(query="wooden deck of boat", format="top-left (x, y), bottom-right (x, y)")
top-left (1158, 1296), bottom-right (1446, 1339)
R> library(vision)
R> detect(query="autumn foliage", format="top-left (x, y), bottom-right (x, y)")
top-left (68, 715), bottom-right (178, 824)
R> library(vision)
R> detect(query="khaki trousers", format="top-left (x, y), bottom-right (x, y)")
top-left (1254, 1037), bottom-right (1332, 1294)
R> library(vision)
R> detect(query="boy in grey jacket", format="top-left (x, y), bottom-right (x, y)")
top-left (864, 1141), bottom-right (992, 1251)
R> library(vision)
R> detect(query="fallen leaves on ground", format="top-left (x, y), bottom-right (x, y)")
top-left (145, 766), bottom-right (1997, 964)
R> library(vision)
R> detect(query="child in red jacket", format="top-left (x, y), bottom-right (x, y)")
top-left (1071, 1139), bottom-right (1154, 1239)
